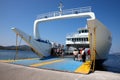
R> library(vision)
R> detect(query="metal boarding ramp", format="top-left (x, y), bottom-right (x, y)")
top-left (11, 26), bottom-right (97, 74)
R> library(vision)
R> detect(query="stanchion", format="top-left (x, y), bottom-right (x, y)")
top-left (14, 34), bottom-right (22, 60)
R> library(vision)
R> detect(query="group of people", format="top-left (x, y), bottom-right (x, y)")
top-left (73, 48), bottom-right (90, 62)
top-left (51, 43), bottom-right (64, 58)
top-left (50, 43), bottom-right (91, 62)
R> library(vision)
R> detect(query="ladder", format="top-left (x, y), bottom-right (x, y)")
top-left (91, 27), bottom-right (97, 72)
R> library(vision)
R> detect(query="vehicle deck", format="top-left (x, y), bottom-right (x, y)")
top-left (0, 57), bottom-right (91, 74)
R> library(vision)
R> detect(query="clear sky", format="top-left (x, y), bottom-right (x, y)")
top-left (0, 0), bottom-right (120, 53)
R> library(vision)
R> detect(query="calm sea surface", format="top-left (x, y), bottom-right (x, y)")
top-left (0, 50), bottom-right (120, 73)
top-left (0, 50), bottom-right (39, 60)
top-left (103, 53), bottom-right (120, 73)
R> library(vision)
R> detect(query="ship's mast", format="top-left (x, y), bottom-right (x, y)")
top-left (58, 2), bottom-right (63, 15)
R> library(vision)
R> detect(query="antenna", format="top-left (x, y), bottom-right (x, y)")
top-left (58, 1), bottom-right (64, 15)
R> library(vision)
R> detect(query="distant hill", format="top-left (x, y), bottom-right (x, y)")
top-left (0, 45), bottom-right (31, 51)
top-left (0, 46), bottom-right (5, 49)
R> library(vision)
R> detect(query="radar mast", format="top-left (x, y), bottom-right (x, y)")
top-left (58, 2), bottom-right (64, 15)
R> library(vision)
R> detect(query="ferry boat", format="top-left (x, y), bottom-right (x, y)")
top-left (11, 3), bottom-right (112, 63)
top-left (66, 24), bottom-right (112, 62)
top-left (66, 25), bottom-right (112, 63)
top-left (66, 27), bottom-right (89, 48)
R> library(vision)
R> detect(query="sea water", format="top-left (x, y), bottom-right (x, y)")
top-left (103, 53), bottom-right (120, 73)
top-left (0, 50), bottom-right (39, 60)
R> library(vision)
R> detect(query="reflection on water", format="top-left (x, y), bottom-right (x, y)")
top-left (0, 50), bottom-right (120, 73)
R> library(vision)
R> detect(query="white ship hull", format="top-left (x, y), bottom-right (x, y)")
top-left (66, 19), bottom-right (112, 61)
top-left (88, 19), bottom-right (112, 60)
top-left (11, 28), bottom-right (52, 59)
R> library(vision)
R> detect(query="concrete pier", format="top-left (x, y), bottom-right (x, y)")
top-left (0, 62), bottom-right (120, 80)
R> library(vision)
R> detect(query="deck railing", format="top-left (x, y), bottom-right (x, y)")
top-left (36, 6), bottom-right (91, 19)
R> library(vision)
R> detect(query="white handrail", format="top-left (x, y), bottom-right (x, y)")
top-left (36, 6), bottom-right (91, 19)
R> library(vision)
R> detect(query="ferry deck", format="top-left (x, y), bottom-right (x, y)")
top-left (0, 56), bottom-right (91, 74)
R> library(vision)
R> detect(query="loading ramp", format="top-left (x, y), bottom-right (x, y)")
top-left (11, 22), bottom-right (97, 74)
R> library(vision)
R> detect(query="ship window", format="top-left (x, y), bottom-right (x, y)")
top-left (81, 30), bottom-right (89, 33)
top-left (78, 38), bottom-right (80, 41)
top-left (78, 38), bottom-right (88, 41)
top-left (72, 38), bottom-right (73, 41)
top-left (82, 30), bottom-right (84, 33)
top-left (84, 38), bottom-right (87, 41)
top-left (67, 38), bottom-right (71, 41)
top-left (72, 38), bottom-right (75, 42)
top-left (86, 38), bottom-right (88, 41)
top-left (83, 38), bottom-right (85, 41)
top-left (83, 38), bottom-right (88, 41)
top-left (77, 38), bottom-right (78, 41)
top-left (83, 38), bottom-right (86, 41)
top-left (74, 38), bottom-right (75, 41)
top-left (81, 38), bottom-right (83, 41)
top-left (75, 38), bottom-right (77, 41)
top-left (85, 30), bottom-right (88, 33)
top-left (85, 38), bottom-right (86, 41)
top-left (80, 38), bottom-right (82, 41)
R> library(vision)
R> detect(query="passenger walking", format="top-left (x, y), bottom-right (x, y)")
top-left (87, 49), bottom-right (90, 60)
top-left (59, 48), bottom-right (64, 58)
top-left (51, 48), bottom-right (54, 56)
top-left (56, 48), bottom-right (60, 56)
top-left (54, 48), bottom-right (57, 56)
top-left (81, 47), bottom-right (86, 62)
top-left (78, 49), bottom-right (82, 61)
top-left (61, 45), bottom-right (65, 58)
top-left (73, 49), bottom-right (78, 61)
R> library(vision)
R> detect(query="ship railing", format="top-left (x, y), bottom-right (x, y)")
top-left (66, 32), bottom-right (78, 37)
top-left (66, 41), bottom-right (89, 44)
top-left (36, 6), bottom-right (91, 19)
